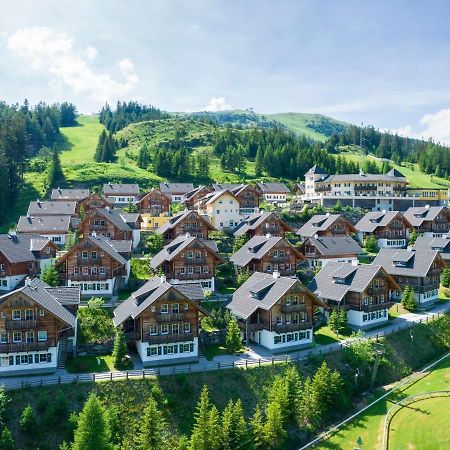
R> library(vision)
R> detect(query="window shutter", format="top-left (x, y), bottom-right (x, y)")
top-left (16, 355), bottom-right (20, 365)
top-left (28, 355), bottom-right (33, 364)
top-left (158, 347), bottom-right (162, 355)
top-left (47, 353), bottom-right (52, 363)
top-left (9, 356), bottom-right (14, 365)
top-left (189, 343), bottom-right (194, 352)
top-left (34, 354), bottom-right (39, 364)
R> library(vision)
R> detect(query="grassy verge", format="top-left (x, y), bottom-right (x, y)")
top-left (66, 354), bottom-right (133, 373)
top-left (314, 325), bottom-right (352, 345)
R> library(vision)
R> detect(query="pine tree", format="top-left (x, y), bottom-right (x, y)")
top-left (284, 365), bottom-right (302, 421)
top-left (328, 310), bottom-right (339, 334)
top-left (221, 399), bottom-right (246, 450)
top-left (364, 235), bottom-right (378, 253)
top-left (250, 405), bottom-right (266, 449)
top-left (112, 328), bottom-right (127, 369)
top-left (41, 264), bottom-right (60, 286)
top-left (47, 147), bottom-right (65, 192)
top-left (255, 145), bottom-right (264, 176)
top-left (95, 130), bottom-right (107, 162)
top-left (264, 394), bottom-right (286, 448)
top-left (401, 285), bottom-right (417, 311)
top-left (338, 309), bottom-right (347, 332)
top-left (408, 229), bottom-right (419, 245)
top-left (190, 386), bottom-right (214, 450)
top-left (225, 318), bottom-right (242, 353)
top-left (137, 143), bottom-right (151, 169)
top-left (207, 405), bottom-right (221, 450)
top-left (20, 404), bottom-right (37, 433)
top-left (72, 394), bottom-right (112, 450)
top-left (0, 427), bottom-right (15, 450)
top-left (136, 396), bottom-right (166, 450)
top-left (441, 268), bottom-right (450, 288)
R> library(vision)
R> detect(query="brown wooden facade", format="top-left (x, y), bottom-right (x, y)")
top-left (248, 215), bottom-right (292, 239)
top-left (159, 240), bottom-right (222, 282)
top-left (161, 213), bottom-right (215, 242)
top-left (184, 187), bottom-right (213, 209)
top-left (317, 217), bottom-right (356, 237)
top-left (138, 189), bottom-right (171, 215)
top-left (78, 193), bottom-right (112, 216)
top-left (79, 210), bottom-right (132, 241)
top-left (56, 238), bottom-right (126, 284)
top-left (243, 241), bottom-right (304, 276)
top-left (415, 210), bottom-right (450, 235)
top-left (0, 291), bottom-right (75, 354)
top-left (362, 213), bottom-right (410, 240)
top-left (235, 185), bottom-right (260, 209)
top-left (123, 288), bottom-right (203, 346)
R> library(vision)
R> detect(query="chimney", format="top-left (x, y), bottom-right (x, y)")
top-left (91, 231), bottom-right (97, 238)
top-left (351, 259), bottom-right (358, 266)
top-left (273, 271), bottom-right (281, 279)
top-left (24, 277), bottom-right (32, 287)
top-left (105, 206), bottom-right (110, 211)
top-left (425, 204), bottom-right (430, 209)
top-left (314, 233), bottom-right (319, 239)
top-left (325, 212), bottom-right (330, 217)
top-left (37, 198), bottom-right (42, 207)
top-left (265, 233), bottom-right (271, 238)
top-left (382, 209), bottom-right (386, 213)
top-left (186, 232), bottom-right (191, 238)
top-left (160, 275), bottom-right (167, 284)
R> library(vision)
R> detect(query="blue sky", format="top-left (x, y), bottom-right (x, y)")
top-left (1, 0), bottom-right (450, 142)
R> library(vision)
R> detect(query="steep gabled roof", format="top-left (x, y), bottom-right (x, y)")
top-left (257, 182), bottom-right (290, 194)
top-left (0, 233), bottom-right (55, 263)
top-left (308, 262), bottom-right (397, 302)
top-left (403, 206), bottom-right (450, 227)
top-left (0, 278), bottom-right (78, 326)
top-left (230, 235), bottom-right (303, 267)
top-left (297, 214), bottom-right (356, 237)
top-left (305, 165), bottom-right (328, 176)
top-left (137, 188), bottom-right (171, 204)
top-left (156, 210), bottom-right (216, 235)
top-left (27, 201), bottom-right (77, 216)
top-left (200, 189), bottom-right (238, 206)
top-left (412, 236), bottom-right (450, 260)
top-left (373, 248), bottom-right (443, 277)
top-left (301, 236), bottom-right (363, 257)
top-left (159, 183), bottom-right (195, 195)
top-left (51, 188), bottom-right (90, 201)
top-left (113, 276), bottom-right (205, 326)
top-left (17, 215), bottom-right (71, 233)
top-left (233, 211), bottom-right (292, 237)
top-left (228, 272), bottom-right (323, 320)
top-left (94, 208), bottom-right (132, 231)
top-left (355, 211), bottom-right (411, 233)
top-left (386, 168), bottom-right (405, 178)
top-left (103, 183), bottom-right (140, 195)
top-left (150, 234), bottom-right (223, 269)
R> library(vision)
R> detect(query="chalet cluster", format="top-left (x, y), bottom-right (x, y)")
top-left (2, 169), bottom-right (450, 373)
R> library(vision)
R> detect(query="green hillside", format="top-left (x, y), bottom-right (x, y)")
top-left (266, 112), bottom-right (349, 142)
top-left (183, 109), bottom-right (349, 141)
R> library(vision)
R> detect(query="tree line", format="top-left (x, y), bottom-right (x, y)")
top-left (0, 100), bottom-right (77, 224)
top-left (99, 101), bottom-right (171, 133)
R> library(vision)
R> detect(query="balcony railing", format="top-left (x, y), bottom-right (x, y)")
top-left (362, 302), bottom-right (394, 313)
top-left (182, 225), bottom-right (201, 232)
top-left (393, 186), bottom-right (407, 191)
top-left (63, 273), bottom-right (111, 281)
top-left (281, 303), bottom-right (306, 313)
top-left (184, 257), bottom-right (207, 264)
top-left (354, 185), bottom-right (377, 191)
top-left (274, 321), bottom-right (312, 333)
top-left (5, 319), bottom-right (38, 330)
top-left (244, 322), bottom-right (265, 332)
top-left (148, 332), bottom-right (194, 345)
top-left (271, 255), bottom-right (290, 262)
top-left (0, 339), bottom-right (56, 353)
top-left (169, 272), bottom-right (210, 280)
top-left (156, 312), bottom-right (185, 322)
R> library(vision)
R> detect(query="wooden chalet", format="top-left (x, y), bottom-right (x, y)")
top-left (297, 213), bottom-right (357, 239)
top-left (233, 211), bottom-right (293, 239)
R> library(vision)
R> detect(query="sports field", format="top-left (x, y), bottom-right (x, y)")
top-left (318, 354), bottom-right (450, 449)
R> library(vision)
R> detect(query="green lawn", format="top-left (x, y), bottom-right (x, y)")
top-left (66, 354), bottom-right (133, 373)
top-left (388, 396), bottom-right (450, 450)
top-left (388, 303), bottom-right (409, 319)
top-left (314, 325), bottom-right (352, 345)
top-left (58, 114), bottom-right (104, 164)
top-left (318, 356), bottom-right (450, 449)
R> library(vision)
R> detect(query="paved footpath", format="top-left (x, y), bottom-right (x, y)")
top-left (2, 301), bottom-right (450, 390)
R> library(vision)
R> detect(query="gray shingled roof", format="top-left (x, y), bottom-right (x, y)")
top-left (413, 237), bottom-right (450, 260)
top-left (233, 212), bottom-right (292, 237)
top-left (0, 278), bottom-right (78, 326)
top-left (301, 236), bottom-right (363, 257)
top-left (308, 262), bottom-right (387, 302)
top-left (403, 206), bottom-right (450, 227)
top-left (257, 182), bottom-right (290, 194)
top-left (373, 248), bottom-right (441, 277)
top-left (150, 235), bottom-right (221, 269)
top-left (45, 287), bottom-right (81, 305)
top-left (159, 183), bottom-right (194, 195)
top-left (120, 213), bottom-right (141, 224)
top-left (297, 214), bottom-right (355, 238)
top-left (0, 234), bottom-right (53, 263)
top-left (355, 211), bottom-right (410, 233)
top-left (137, 188), bottom-right (170, 204)
top-left (27, 201), bottom-right (77, 216)
top-left (17, 215), bottom-right (71, 233)
top-left (156, 210), bottom-right (215, 235)
top-left (103, 183), bottom-right (140, 195)
top-left (305, 165), bottom-right (328, 176)
top-left (113, 276), bottom-right (204, 326)
top-left (95, 208), bottom-right (132, 231)
top-left (227, 272), bottom-right (324, 320)
top-left (106, 239), bottom-right (133, 255)
top-left (51, 188), bottom-right (89, 201)
top-left (230, 235), bottom-right (301, 267)
top-left (212, 183), bottom-right (243, 191)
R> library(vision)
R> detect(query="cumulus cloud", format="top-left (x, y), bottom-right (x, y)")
top-left (6, 27), bottom-right (138, 103)
top-left (204, 96), bottom-right (231, 112)
top-left (420, 108), bottom-right (450, 145)
top-left (85, 45), bottom-right (98, 61)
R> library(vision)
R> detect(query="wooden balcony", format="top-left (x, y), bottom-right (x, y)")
top-left (64, 273), bottom-right (111, 281)
top-left (281, 303), bottom-right (306, 313)
top-left (148, 332), bottom-right (194, 345)
top-left (184, 257), bottom-right (207, 264)
top-left (271, 255), bottom-right (290, 262)
top-left (5, 319), bottom-right (38, 330)
top-left (156, 312), bottom-right (185, 322)
top-left (355, 185), bottom-right (377, 191)
top-left (274, 321), bottom-right (312, 333)
top-left (0, 339), bottom-right (56, 353)
top-left (243, 322), bottom-right (265, 332)
top-left (362, 302), bottom-right (394, 313)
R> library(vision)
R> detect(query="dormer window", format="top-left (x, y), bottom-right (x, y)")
top-left (334, 277), bottom-right (346, 284)
top-left (394, 261), bottom-right (406, 267)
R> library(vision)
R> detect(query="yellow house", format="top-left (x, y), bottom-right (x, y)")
top-left (406, 189), bottom-right (449, 205)
top-left (140, 213), bottom-right (171, 231)
top-left (197, 189), bottom-right (243, 231)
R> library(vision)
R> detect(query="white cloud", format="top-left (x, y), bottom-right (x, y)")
top-left (420, 108), bottom-right (450, 145)
top-left (203, 96), bottom-right (231, 112)
top-left (6, 27), bottom-right (138, 104)
top-left (85, 45), bottom-right (98, 61)
top-left (379, 125), bottom-right (417, 138)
